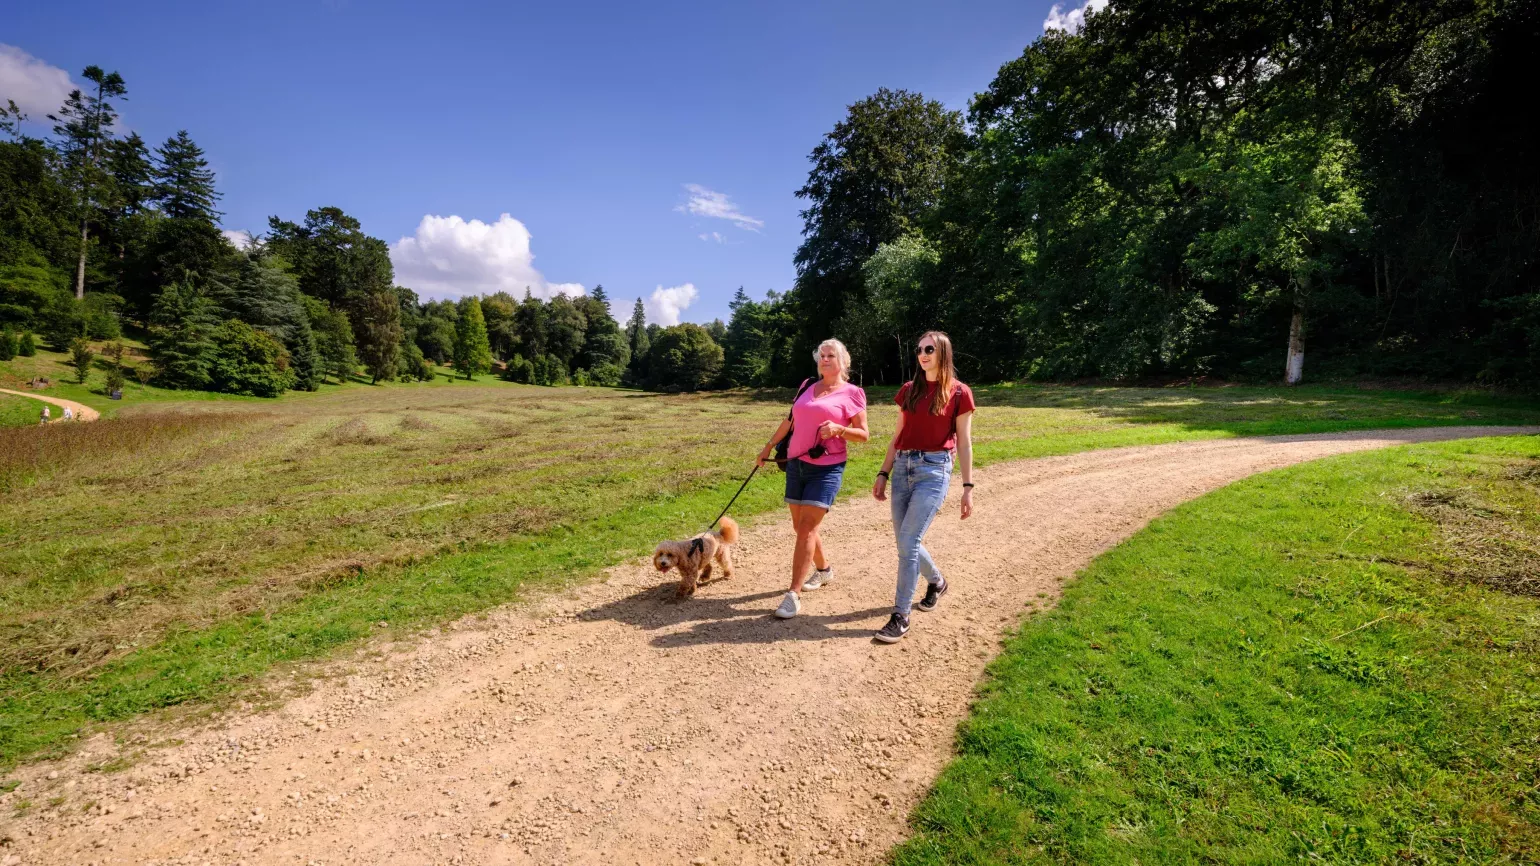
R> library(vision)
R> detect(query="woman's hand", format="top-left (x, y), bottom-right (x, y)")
top-left (960, 487), bottom-right (974, 520)
top-left (756, 445), bottom-right (773, 468)
top-left (816, 420), bottom-right (843, 441)
top-left (872, 474), bottom-right (888, 502)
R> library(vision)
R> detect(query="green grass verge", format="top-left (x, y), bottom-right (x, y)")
top-left (0, 394), bottom-right (46, 428)
top-left (895, 434), bottom-right (1540, 865)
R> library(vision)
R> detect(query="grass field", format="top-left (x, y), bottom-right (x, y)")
top-left (895, 435), bottom-right (1540, 864)
top-left (4, 353), bottom-right (1540, 768)
top-left (0, 394), bottom-right (46, 427)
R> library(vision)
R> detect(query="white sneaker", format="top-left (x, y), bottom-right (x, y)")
top-left (774, 591), bottom-right (801, 619)
top-left (803, 566), bottom-right (835, 591)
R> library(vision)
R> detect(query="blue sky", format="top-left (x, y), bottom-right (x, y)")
top-left (3, 0), bottom-right (1079, 325)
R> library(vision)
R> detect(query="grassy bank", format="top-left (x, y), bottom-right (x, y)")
top-left (895, 435), bottom-right (1540, 864)
top-left (3, 372), bottom-right (1539, 768)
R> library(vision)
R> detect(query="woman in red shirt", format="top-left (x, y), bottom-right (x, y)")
top-left (870, 331), bottom-right (975, 643)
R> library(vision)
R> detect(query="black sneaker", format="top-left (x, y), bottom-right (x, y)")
top-left (917, 578), bottom-right (949, 612)
top-left (874, 613), bottom-right (910, 643)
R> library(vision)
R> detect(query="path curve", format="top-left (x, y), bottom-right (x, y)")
top-left (1, 426), bottom-right (1535, 866)
top-left (0, 387), bottom-right (101, 422)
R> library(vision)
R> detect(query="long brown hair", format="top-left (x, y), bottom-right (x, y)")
top-left (901, 331), bottom-right (958, 415)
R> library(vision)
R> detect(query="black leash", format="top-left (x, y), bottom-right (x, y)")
top-left (707, 462), bottom-right (760, 532)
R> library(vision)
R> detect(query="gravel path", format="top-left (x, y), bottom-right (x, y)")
top-left (0, 388), bottom-right (101, 422)
top-left (2, 426), bottom-right (1534, 866)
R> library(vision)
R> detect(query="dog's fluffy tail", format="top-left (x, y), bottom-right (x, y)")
top-left (715, 516), bottom-right (739, 545)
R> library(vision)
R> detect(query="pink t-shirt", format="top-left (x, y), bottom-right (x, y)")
top-left (788, 380), bottom-right (866, 466)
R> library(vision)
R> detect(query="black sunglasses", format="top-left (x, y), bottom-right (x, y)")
top-left (916, 345), bottom-right (936, 355)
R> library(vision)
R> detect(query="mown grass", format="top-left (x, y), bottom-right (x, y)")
top-left (0, 395), bottom-right (45, 428)
top-left (2, 374), bottom-right (1539, 769)
top-left (895, 434), bottom-right (1540, 865)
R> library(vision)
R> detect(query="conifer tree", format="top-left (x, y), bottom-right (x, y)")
top-left (49, 66), bottom-right (127, 299)
top-left (147, 280), bottom-right (217, 389)
top-left (154, 130), bottom-right (221, 222)
top-left (452, 297), bottom-right (493, 379)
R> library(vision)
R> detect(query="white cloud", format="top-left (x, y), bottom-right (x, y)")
top-left (222, 229), bottom-right (256, 251)
top-left (646, 283), bottom-right (698, 326)
top-left (698, 231), bottom-right (726, 244)
top-left (1044, 0), bottom-right (1108, 32)
top-left (676, 184), bottom-right (763, 232)
top-left (389, 213), bottom-right (583, 301)
top-left (0, 44), bottom-right (75, 121)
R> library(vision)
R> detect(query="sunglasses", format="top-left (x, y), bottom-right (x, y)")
top-left (916, 345), bottom-right (936, 355)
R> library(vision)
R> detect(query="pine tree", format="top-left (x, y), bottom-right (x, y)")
top-left (453, 297), bottom-right (493, 379)
top-left (19, 331), bottom-right (37, 356)
top-left (49, 66), bottom-right (127, 299)
top-left (625, 297), bottom-right (649, 368)
top-left (147, 280), bottom-right (217, 389)
top-left (155, 130), bottom-right (221, 222)
top-left (355, 290), bottom-right (403, 383)
top-left (0, 328), bottom-right (16, 361)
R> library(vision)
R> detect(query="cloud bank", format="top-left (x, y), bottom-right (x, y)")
top-left (1044, 0), bottom-right (1108, 32)
top-left (646, 283), bottom-right (698, 326)
top-left (0, 44), bottom-right (75, 121)
top-left (222, 229), bottom-right (256, 251)
top-left (389, 213), bottom-right (583, 301)
top-left (676, 184), bottom-right (762, 232)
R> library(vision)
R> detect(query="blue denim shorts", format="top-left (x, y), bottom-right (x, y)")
top-left (784, 459), bottom-right (846, 510)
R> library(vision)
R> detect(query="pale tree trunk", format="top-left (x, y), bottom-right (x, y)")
top-left (76, 219), bottom-right (89, 300)
top-left (1284, 274), bottom-right (1308, 385)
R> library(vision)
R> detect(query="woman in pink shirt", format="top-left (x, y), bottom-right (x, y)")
top-left (756, 339), bottom-right (870, 619)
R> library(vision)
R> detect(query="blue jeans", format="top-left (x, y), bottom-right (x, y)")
top-left (890, 450), bottom-right (951, 616)
top-left (784, 459), bottom-right (846, 510)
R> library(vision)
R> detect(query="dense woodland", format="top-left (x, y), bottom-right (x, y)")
top-left (724, 0), bottom-right (1540, 389)
top-left (3, 0), bottom-right (1536, 395)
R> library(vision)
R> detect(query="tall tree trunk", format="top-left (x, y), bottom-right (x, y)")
top-left (1284, 307), bottom-right (1305, 385)
top-left (75, 219), bottom-right (89, 300)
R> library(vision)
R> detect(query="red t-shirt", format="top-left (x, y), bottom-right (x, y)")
top-left (894, 380), bottom-right (975, 452)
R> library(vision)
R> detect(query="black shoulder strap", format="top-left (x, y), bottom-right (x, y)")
top-left (688, 537), bottom-right (704, 558)
top-left (787, 378), bottom-right (814, 420)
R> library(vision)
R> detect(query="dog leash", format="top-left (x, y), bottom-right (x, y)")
top-left (706, 462), bottom-right (760, 532)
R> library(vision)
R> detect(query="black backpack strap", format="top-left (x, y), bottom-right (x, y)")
top-left (786, 377), bottom-right (813, 419)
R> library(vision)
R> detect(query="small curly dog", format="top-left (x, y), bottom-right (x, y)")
top-left (652, 517), bottom-right (738, 598)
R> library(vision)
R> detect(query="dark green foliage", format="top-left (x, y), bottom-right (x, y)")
top-left (576, 286), bottom-right (628, 371)
top-left (208, 319), bottom-right (295, 397)
top-left (397, 340), bottom-right (435, 382)
top-left (647, 324), bottom-right (724, 392)
top-left (416, 300), bottom-right (458, 364)
top-left (624, 297), bottom-right (650, 384)
top-left (532, 353), bottom-right (568, 386)
top-left (452, 297), bottom-right (493, 379)
top-left (514, 290), bottom-right (548, 361)
top-left (788, 88), bottom-right (963, 383)
top-left (480, 292), bottom-right (517, 359)
top-left (720, 287), bottom-right (798, 387)
top-left (80, 291), bottom-right (122, 340)
top-left (586, 361), bottom-right (624, 387)
top-left (0, 253), bottom-right (68, 329)
top-left (49, 65), bottom-right (127, 300)
top-left (501, 354), bottom-right (535, 384)
top-left (68, 337), bottom-right (93, 384)
top-left (0, 328), bottom-right (15, 361)
top-left (40, 293), bottom-right (86, 350)
top-left (153, 131), bottom-right (221, 222)
top-left (18, 331), bottom-right (35, 356)
top-left (355, 289), bottom-right (403, 383)
top-left (545, 293), bottom-right (586, 366)
top-left (147, 281), bottom-right (218, 389)
top-left (304, 296), bottom-right (356, 384)
top-left (104, 364), bottom-right (126, 394)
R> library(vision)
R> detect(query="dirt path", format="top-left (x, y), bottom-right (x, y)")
top-left (0, 387), bottom-right (101, 422)
top-left (2, 426), bottom-right (1534, 866)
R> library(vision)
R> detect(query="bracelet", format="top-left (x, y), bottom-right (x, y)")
top-left (963, 482), bottom-right (975, 488)
top-left (876, 471), bottom-right (889, 478)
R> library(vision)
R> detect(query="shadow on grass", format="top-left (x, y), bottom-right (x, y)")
top-left (578, 583), bottom-right (889, 647)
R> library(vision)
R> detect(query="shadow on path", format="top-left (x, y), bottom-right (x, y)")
top-left (578, 582), bottom-right (889, 648)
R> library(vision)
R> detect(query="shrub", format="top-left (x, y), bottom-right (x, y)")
top-left (0, 329), bottom-right (15, 361)
top-left (502, 354), bottom-right (535, 384)
top-left (68, 337), bottom-right (94, 384)
top-left (18, 331), bottom-right (36, 356)
top-left (209, 320), bottom-right (296, 397)
top-left (587, 361), bottom-right (624, 387)
top-left (533, 354), bottom-right (568, 386)
top-left (105, 365), bottom-right (127, 393)
top-left (571, 367), bottom-right (593, 387)
top-left (398, 341), bottom-right (435, 382)
top-left (81, 293), bottom-right (123, 340)
top-left (133, 363), bottom-right (156, 384)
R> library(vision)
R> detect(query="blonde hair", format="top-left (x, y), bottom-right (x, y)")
top-left (813, 338), bottom-right (852, 382)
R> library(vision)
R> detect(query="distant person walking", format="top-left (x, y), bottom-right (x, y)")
top-left (871, 331), bottom-right (975, 643)
top-left (62, 405), bottom-right (73, 422)
top-left (39, 405), bottom-right (50, 425)
top-left (757, 339), bottom-right (869, 619)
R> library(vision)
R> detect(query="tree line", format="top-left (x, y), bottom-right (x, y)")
top-left (718, 0), bottom-right (1539, 389)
